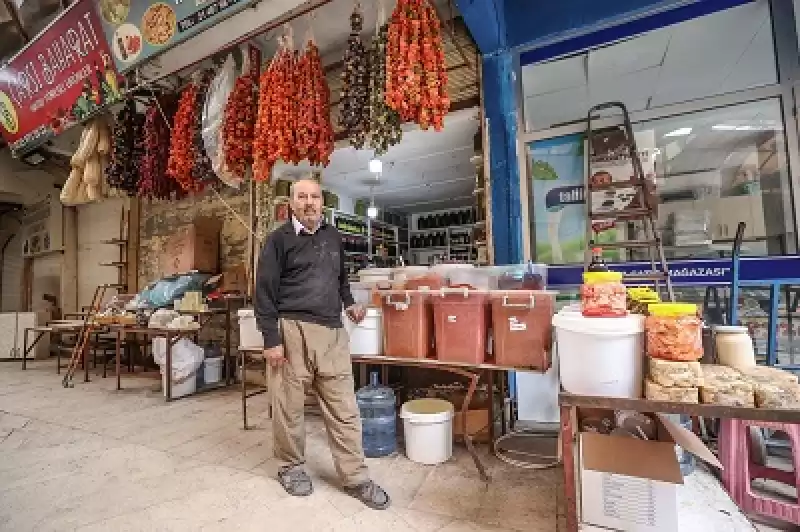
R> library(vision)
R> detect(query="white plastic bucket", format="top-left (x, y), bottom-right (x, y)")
top-left (204, 357), bottom-right (223, 384)
top-left (400, 398), bottom-right (454, 465)
top-left (238, 308), bottom-right (263, 349)
top-left (345, 308), bottom-right (383, 356)
top-left (553, 311), bottom-right (645, 398)
top-left (163, 372), bottom-right (197, 399)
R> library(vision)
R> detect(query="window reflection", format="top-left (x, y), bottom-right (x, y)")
top-left (634, 99), bottom-right (794, 259)
top-left (521, 1), bottom-right (776, 131)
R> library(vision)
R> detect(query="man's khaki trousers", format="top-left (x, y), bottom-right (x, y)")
top-left (272, 318), bottom-right (369, 487)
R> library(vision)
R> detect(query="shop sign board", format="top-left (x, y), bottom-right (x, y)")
top-left (95, 0), bottom-right (257, 73)
top-left (0, 2), bottom-right (123, 156)
top-left (546, 256), bottom-right (800, 287)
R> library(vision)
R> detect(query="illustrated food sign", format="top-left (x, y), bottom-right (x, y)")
top-left (96, 0), bottom-right (256, 72)
top-left (0, 3), bottom-right (122, 156)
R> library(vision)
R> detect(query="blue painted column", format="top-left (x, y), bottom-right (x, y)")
top-left (483, 51), bottom-right (523, 265)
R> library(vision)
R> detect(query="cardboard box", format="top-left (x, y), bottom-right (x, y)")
top-left (161, 217), bottom-right (221, 276)
top-left (222, 263), bottom-right (249, 294)
top-left (579, 414), bottom-right (721, 532)
top-left (453, 408), bottom-right (490, 443)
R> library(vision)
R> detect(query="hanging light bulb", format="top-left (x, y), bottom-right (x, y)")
top-left (368, 158), bottom-right (383, 174)
top-left (367, 192), bottom-right (378, 219)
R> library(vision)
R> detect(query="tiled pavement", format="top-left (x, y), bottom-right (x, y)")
top-left (0, 360), bottom-right (785, 531)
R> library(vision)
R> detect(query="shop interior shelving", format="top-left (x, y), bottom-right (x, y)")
top-left (410, 223), bottom-right (477, 264)
top-left (325, 208), bottom-right (402, 278)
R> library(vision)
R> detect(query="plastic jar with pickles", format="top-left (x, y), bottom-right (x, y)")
top-left (645, 303), bottom-right (703, 361)
top-left (580, 271), bottom-right (627, 317)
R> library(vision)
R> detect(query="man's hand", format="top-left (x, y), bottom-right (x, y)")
top-left (346, 303), bottom-right (366, 324)
top-left (263, 345), bottom-right (285, 367)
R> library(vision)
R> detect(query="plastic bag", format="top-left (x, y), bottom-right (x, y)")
top-left (142, 273), bottom-right (211, 308)
top-left (152, 337), bottom-right (204, 381)
top-left (202, 54), bottom-right (238, 188)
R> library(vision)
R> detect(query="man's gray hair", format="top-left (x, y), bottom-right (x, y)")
top-left (289, 174), bottom-right (322, 198)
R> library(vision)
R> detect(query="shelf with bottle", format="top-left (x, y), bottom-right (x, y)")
top-left (411, 246), bottom-right (449, 252)
top-left (413, 208), bottom-right (476, 231)
top-left (410, 231), bottom-right (449, 249)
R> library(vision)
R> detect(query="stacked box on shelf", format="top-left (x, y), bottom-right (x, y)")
top-left (645, 358), bottom-right (702, 403)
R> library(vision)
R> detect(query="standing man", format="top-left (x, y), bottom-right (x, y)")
top-left (255, 178), bottom-right (390, 510)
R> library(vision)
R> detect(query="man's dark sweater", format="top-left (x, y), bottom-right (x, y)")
top-left (255, 220), bottom-right (355, 348)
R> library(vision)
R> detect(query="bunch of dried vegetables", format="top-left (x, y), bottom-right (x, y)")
top-left (368, 22), bottom-right (402, 155)
top-left (138, 95), bottom-right (183, 201)
top-left (338, 8), bottom-right (370, 149)
top-left (386, 0), bottom-right (450, 131)
top-left (106, 100), bottom-right (145, 195)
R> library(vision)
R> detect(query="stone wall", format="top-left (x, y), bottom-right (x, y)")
top-left (138, 188), bottom-right (251, 287)
top-left (138, 187), bottom-right (253, 346)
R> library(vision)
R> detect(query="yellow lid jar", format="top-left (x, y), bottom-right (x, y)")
top-left (645, 303), bottom-right (703, 361)
top-left (580, 271), bottom-right (627, 317)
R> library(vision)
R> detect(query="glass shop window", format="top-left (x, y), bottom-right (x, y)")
top-left (526, 99), bottom-right (795, 265)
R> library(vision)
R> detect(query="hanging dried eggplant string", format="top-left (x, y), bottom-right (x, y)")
top-left (339, 4), bottom-right (370, 149)
top-left (367, 1), bottom-right (402, 156)
top-left (106, 98), bottom-right (144, 196)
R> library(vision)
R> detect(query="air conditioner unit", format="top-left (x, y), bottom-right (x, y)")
top-left (22, 193), bottom-right (63, 258)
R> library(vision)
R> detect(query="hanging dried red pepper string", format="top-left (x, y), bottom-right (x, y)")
top-left (222, 72), bottom-right (256, 181)
top-left (386, 0), bottom-right (449, 131)
top-left (253, 24), bottom-right (334, 182)
top-left (139, 95), bottom-right (184, 201)
top-left (167, 83), bottom-right (202, 192)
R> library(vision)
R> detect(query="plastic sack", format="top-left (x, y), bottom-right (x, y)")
top-left (152, 337), bottom-right (204, 381)
top-left (149, 309), bottom-right (179, 328)
top-left (142, 273), bottom-right (211, 309)
top-left (202, 54), bottom-right (238, 188)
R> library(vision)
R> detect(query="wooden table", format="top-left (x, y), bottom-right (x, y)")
top-left (111, 308), bottom-right (235, 401)
top-left (559, 393), bottom-right (800, 532)
top-left (21, 322), bottom-right (87, 373)
top-left (238, 348), bottom-right (537, 482)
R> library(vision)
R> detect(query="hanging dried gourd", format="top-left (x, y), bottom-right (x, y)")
top-left (368, 22), bottom-right (402, 155)
top-left (222, 70), bottom-right (257, 183)
top-left (386, 0), bottom-right (449, 130)
top-left (339, 7), bottom-right (370, 149)
top-left (139, 95), bottom-right (183, 201)
top-left (106, 99), bottom-right (145, 195)
top-left (167, 83), bottom-right (201, 192)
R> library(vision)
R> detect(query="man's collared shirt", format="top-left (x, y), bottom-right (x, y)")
top-left (292, 215), bottom-right (323, 235)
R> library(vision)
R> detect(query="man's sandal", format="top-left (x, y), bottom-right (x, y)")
top-left (344, 480), bottom-right (391, 510)
top-left (278, 465), bottom-right (314, 497)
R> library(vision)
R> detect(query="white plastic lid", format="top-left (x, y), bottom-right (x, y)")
top-left (238, 308), bottom-right (255, 318)
top-left (359, 268), bottom-right (394, 275)
top-left (400, 398), bottom-right (454, 424)
top-left (713, 325), bottom-right (749, 334)
top-left (552, 311), bottom-right (645, 335)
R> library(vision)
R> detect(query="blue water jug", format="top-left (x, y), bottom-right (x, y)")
top-left (356, 372), bottom-right (397, 458)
